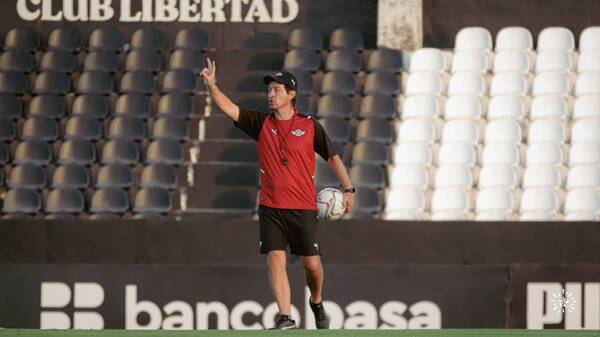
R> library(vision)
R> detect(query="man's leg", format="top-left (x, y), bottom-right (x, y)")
top-left (300, 255), bottom-right (323, 303)
top-left (267, 250), bottom-right (291, 315)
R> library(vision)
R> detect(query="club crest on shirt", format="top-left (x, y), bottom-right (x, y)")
top-left (291, 129), bottom-right (306, 137)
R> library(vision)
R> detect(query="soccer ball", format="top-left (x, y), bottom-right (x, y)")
top-left (317, 188), bottom-right (346, 220)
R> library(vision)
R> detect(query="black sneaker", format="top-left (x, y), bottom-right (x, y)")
top-left (269, 314), bottom-right (297, 330)
top-left (310, 300), bottom-right (329, 329)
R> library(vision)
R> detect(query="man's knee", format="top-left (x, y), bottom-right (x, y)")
top-left (266, 250), bottom-right (286, 270)
top-left (301, 256), bottom-right (321, 274)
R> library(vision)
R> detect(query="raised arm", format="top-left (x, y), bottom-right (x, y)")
top-left (200, 57), bottom-right (240, 122)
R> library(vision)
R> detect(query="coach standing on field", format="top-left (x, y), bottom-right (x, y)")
top-left (201, 58), bottom-right (355, 330)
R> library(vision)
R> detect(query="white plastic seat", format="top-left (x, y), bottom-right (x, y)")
top-left (384, 210), bottom-right (423, 220)
top-left (385, 187), bottom-right (425, 213)
top-left (487, 95), bottom-right (526, 120)
top-left (431, 188), bottom-right (470, 215)
top-left (402, 95), bottom-right (439, 119)
top-left (389, 164), bottom-right (429, 189)
top-left (455, 27), bottom-right (492, 51)
top-left (567, 165), bottom-right (600, 190)
top-left (396, 119), bottom-right (436, 143)
top-left (490, 73), bottom-right (528, 96)
top-left (564, 189), bottom-right (599, 214)
top-left (476, 187), bottom-right (514, 213)
top-left (569, 142), bottom-right (600, 166)
top-left (579, 27), bottom-right (600, 52)
top-left (520, 188), bottom-right (559, 214)
top-left (564, 212), bottom-right (599, 221)
top-left (484, 119), bottom-right (522, 144)
top-left (528, 119), bottom-right (566, 144)
top-left (410, 48), bottom-right (447, 73)
top-left (476, 211), bottom-right (510, 221)
top-left (478, 164), bottom-right (518, 188)
top-left (537, 27), bottom-right (575, 52)
top-left (493, 51), bottom-right (531, 73)
top-left (444, 95), bottom-right (482, 119)
top-left (522, 165), bottom-right (561, 189)
top-left (526, 142), bottom-right (563, 166)
top-left (530, 95), bottom-right (568, 120)
top-left (520, 211), bottom-right (556, 221)
top-left (495, 27), bottom-right (533, 51)
top-left (447, 72), bottom-right (485, 96)
top-left (393, 142), bottom-right (432, 166)
top-left (532, 72), bottom-right (571, 96)
top-left (442, 120), bottom-right (479, 144)
top-left (405, 72), bottom-right (443, 96)
top-left (451, 50), bottom-right (489, 73)
top-left (430, 210), bottom-right (468, 221)
top-left (573, 95), bottom-right (600, 119)
top-left (438, 142), bottom-right (476, 166)
top-left (434, 165), bottom-right (472, 188)
top-left (571, 118), bottom-right (600, 143)
top-left (535, 50), bottom-right (573, 73)
top-left (482, 142), bottom-right (520, 166)
top-left (577, 50), bottom-right (600, 73)
top-left (575, 72), bottom-right (600, 96)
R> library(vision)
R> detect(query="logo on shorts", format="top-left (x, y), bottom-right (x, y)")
top-left (291, 129), bottom-right (305, 137)
top-left (313, 243), bottom-right (319, 250)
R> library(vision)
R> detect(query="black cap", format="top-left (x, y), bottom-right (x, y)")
top-left (263, 71), bottom-right (297, 91)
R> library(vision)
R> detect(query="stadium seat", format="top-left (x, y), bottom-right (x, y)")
top-left (563, 189), bottom-right (599, 218)
top-left (363, 71), bottom-right (400, 96)
top-left (317, 94), bottom-right (352, 118)
top-left (168, 50), bottom-right (205, 74)
top-left (350, 164), bottom-right (386, 189)
top-left (447, 72), bottom-right (485, 96)
top-left (441, 120), bottom-right (480, 144)
top-left (0, 50), bottom-right (35, 73)
top-left (537, 27), bottom-right (575, 52)
top-left (451, 50), bottom-right (489, 73)
top-left (71, 94), bottom-right (109, 119)
top-left (575, 72), bottom-right (600, 96)
top-left (76, 71), bottom-right (113, 94)
top-left (152, 117), bottom-right (188, 140)
top-left (530, 95), bottom-right (568, 119)
top-left (101, 140), bottom-right (139, 165)
top-left (359, 93), bottom-right (397, 119)
top-left (161, 69), bottom-right (196, 94)
top-left (567, 165), bottom-right (600, 190)
top-left (329, 28), bottom-right (364, 50)
top-left (126, 50), bottom-right (162, 73)
top-left (495, 26), bottom-right (533, 51)
top-left (326, 49), bottom-right (362, 72)
top-left (409, 48), bottom-right (446, 73)
top-left (577, 50), bottom-right (600, 73)
top-left (45, 188), bottom-right (85, 214)
top-left (385, 187), bottom-right (426, 218)
top-left (476, 187), bottom-right (514, 214)
top-left (120, 71), bottom-right (156, 94)
top-left (22, 117), bottom-right (59, 141)
top-left (356, 118), bottom-right (394, 143)
top-left (90, 188), bottom-right (130, 213)
top-left (535, 50), bottom-right (573, 73)
top-left (438, 142), bottom-right (476, 166)
top-left (444, 95), bottom-right (482, 119)
top-left (454, 27), bottom-right (492, 51)
top-left (133, 213), bottom-right (165, 220)
top-left (96, 163), bottom-right (134, 188)
top-left (287, 70), bottom-right (314, 95)
top-left (140, 163), bottom-right (177, 189)
top-left (434, 165), bottom-right (472, 188)
top-left (158, 94), bottom-right (192, 118)
top-left (526, 142), bottom-right (563, 166)
top-left (33, 71), bottom-right (70, 95)
top-left (405, 72), bottom-right (442, 96)
top-left (402, 95), bottom-right (439, 119)
top-left (64, 116), bottom-right (103, 141)
top-left (319, 116), bottom-right (350, 143)
top-left (367, 48), bottom-right (402, 73)
top-left (174, 28), bottom-right (208, 51)
top-left (146, 139), bottom-right (183, 165)
top-left (28, 95), bottom-right (66, 119)
top-left (487, 95), bottom-right (526, 120)
top-left (431, 188), bottom-right (470, 219)
top-left (2, 188), bottom-right (42, 214)
top-left (520, 188), bottom-right (559, 215)
top-left (130, 28), bottom-right (164, 51)
top-left (478, 164), bottom-right (517, 188)
top-left (569, 142), bottom-right (600, 166)
top-left (314, 159), bottom-right (338, 188)
top-left (571, 118), bottom-right (600, 143)
top-left (481, 142), bottom-right (520, 166)
top-left (528, 119), bottom-right (566, 144)
top-left (89, 28), bottom-right (123, 52)
top-left (134, 187), bottom-right (172, 213)
top-left (47, 27), bottom-right (81, 52)
top-left (351, 141), bottom-right (390, 165)
top-left (532, 72), bottom-right (571, 96)
top-left (0, 142), bottom-right (9, 165)
top-left (84, 51), bottom-right (119, 73)
top-left (288, 28), bottom-right (323, 50)
top-left (88, 213), bottom-right (120, 220)
top-left (351, 187), bottom-right (382, 216)
top-left (484, 119), bottom-right (522, 144)
top-left (8, 164), bottom-right (47, 189)
top-left (0, 117), bottom-right (16, 141)
top-left (579, 26), bottom-right (600, 52)
top-left (490, 73), bottom-right (528, 96)
top-left (392, 142), bottom-right (432, 166)
top-left (52, 164), bottom-right (91, 189)
top-left (115, 93), bottom-right (151, 119)
top-left (4, 27), bottom-right (39, 52)
top-left (0, 95), bottom-right (22, 119)
top-left (108, 117), bottom-right (146, 141)
top-left (320, 71), bottom-right (356, 95)
top-left (13, 140), bottom-right (52, 165)
top-left (57, 139), bottom-right (96, 165)
top-left (283, 49), bottom-right (320, 72)
top-left (196, 141), bottom-right (257, 162)
top-left (0, 71), bottom-right (27, 94)
top-left (388, 164), bottom-right (429, 189)
top-left (493, 51), bottom-right (531, 73)
top-left (522, 165), bottom-right (561, 189)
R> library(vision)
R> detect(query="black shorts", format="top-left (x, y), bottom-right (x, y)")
top-left (258, 205), bottom-right (321, 256)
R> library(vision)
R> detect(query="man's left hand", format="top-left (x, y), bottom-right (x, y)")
top-left (343, 192), bottom-right (355, 214)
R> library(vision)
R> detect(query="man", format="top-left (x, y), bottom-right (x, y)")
top-left (201, 58), bottom-right (355, 330)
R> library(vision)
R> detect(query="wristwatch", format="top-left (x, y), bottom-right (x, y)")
top-left (343, 187), bottom-right (356, 193)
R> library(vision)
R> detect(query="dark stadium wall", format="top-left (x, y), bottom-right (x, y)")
top-left (423, 0), bottom-right (600, 48)
top-left (0, 0), bottom-right (377, 49)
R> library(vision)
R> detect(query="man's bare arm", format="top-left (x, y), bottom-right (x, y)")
top-left (327, 154), bottom-right (355, 213)
top-left (200, 57), bottom-right (240, 122)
